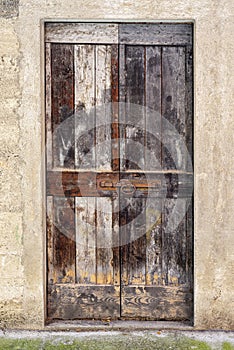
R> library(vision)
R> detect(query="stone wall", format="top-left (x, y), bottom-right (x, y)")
top-left (0, 0), bottom-right (233, 330)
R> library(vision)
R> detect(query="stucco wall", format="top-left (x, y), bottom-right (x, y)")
top-left (0, 0), bottom-right (233, 330)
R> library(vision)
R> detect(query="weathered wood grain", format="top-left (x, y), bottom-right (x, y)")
top-left (75, 197), bottom-right (96, 284)
top-left (186, 198), bottom-right (193, 287)
top-left (119, 172), bottom-right (192, 198)
top-left (119, 23), bottom-right (193, 45)
top-left (45, 43), bottom-right (52, 170)
top-left (96, 197), bottom-right (114, 284)
top-left (125, 46), bottom-right (145, 170)
top-left (112, 196), bottom-right (120, 285)
top-left (47, 196), bottom-right (54, 285)
top-left (48, 197), bottom-right (76, 284)
top-left (145, 197), bottom-right (163, 285)
top-left (111, 45), bottom-right (119, 171)
top-left (161, 198), bottom-right (187, 286)
top-left (47, 171), bottom-right (193, 198)
top-left (74, 45), bottom-right (96, 170)
top-left (95, 45), bottom-right (112, 170)
top-left (47, 171), bottom-right (118, 197)
top-left (46, 23), bottom-right (193, 321)
top-left (161, 46), bottom-right (186, 171)
top-left (185, 45), bottom-right (193, 171)
top-left (120, 197), bottom-right (146, 285)
top-left (145, 46), bottom-right (162, 171)
top-left (51, 44), bottom-right (75, 168)
top-left (48, 284), bottom-right (120, 319)
top-left (121, 285), bottom-right (193, 320)
top-left (119, 44), bottom-right (126, 171)
top-left (45, 23), bottom-right (118, 44)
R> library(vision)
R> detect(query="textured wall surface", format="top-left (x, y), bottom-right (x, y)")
top-left (0, 0), bottom-right (233, 330)
top-left (0, 0), bottom-right (19, 18)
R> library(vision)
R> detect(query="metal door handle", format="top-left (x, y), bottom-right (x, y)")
top-left (99, 180), bottom-right (161, 190)
top-left (99, 181), bottom-right (114, 188)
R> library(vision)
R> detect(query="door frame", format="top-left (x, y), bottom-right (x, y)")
top-left (42, 19), bottom-right (194, 325)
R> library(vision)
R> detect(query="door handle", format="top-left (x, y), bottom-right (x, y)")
top-left (115, 181), bottom-right (160, 188)
top-left (99, 179), bottom-right (161, 190)
top-left (115, 180), bottom-right (136, 194)
top-left (99, 181), bottom-right (114, 188)
top-left (99, 180), bottom-right (136, 194)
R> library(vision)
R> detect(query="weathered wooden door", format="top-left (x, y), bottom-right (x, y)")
top-left (45, 23), bottom-right (193, 321)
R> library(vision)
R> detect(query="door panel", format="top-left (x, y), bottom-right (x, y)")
top-left (119, 191), bottom-right (193, 319)
top-left (118, 34), bottom-right (193, 318)
top-left (46, 37), bottom-right (120, 319)
top-left (45, 22), bottom-right (193, 321)
top-left (47, 196), bottom-right (120, 319)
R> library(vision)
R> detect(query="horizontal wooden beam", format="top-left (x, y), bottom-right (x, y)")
top-left (47, 284), bottom-right (120, 320)
top-left (45, 23), bottom-right (119, 44)
top-left (45, 23), bottom-right (193, 46)
top-left (121, 285), bottom-right (193, 320)
top-left (119, 24), bottom-right (193, 45)
top-left (47, 171), bottom-right (193, 198)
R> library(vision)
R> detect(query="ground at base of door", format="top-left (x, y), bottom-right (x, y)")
top-left (0, 330), bottom-right (233, 350)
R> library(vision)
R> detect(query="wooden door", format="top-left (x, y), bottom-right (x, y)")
top-left (45, 22), bottom-right (193, 321)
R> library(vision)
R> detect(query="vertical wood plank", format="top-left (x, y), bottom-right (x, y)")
top-left (51, 197), bottom-right (76, 284)
top-left (121, 197), bottom-right (146, 285)
top-left (112, 196), bottom-right (120, 285)
top-left (162, 195), bottom-right (187, 286)
top-left (75, 197), bottom-right (96, 284)
top-left (96, 197), bottom-right (114, 284)
top-left (74, 45), bottom-right (96, 169)
top-left (45, 43), bottom-right (52, 170)
top-left (125, 46), bottom-right (145, 105)
top-left (47, 196), bottom-right (54, 284)
top-left (95, 45), bottom-right (112, 170)
top-left (51, 44), bottom-right (75, 168)
top-left (161, 46), bottom-right (186, 170)
top-left (119, 44), bottom-right (126, 171)
top-left (185, 45), bottom-right (193, 171)
top-left (119, 194), bottom-right (128, 285)
top-left (145, 197), bottom-right (163, 285)
top-left (145, 46), bottom-right (162, 171)
top-left (125, 46), bottom-right (145, 170)
top-left (186, 198), bottom-right (193, 287)
top-left (111, 45), bottom-right (119, 171)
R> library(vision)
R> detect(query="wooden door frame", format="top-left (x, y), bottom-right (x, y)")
top-left (42, 19), bottom-right (194, 325)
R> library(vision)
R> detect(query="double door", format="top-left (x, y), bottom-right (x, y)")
top-left (45, 22), bottom-right (193, 320)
